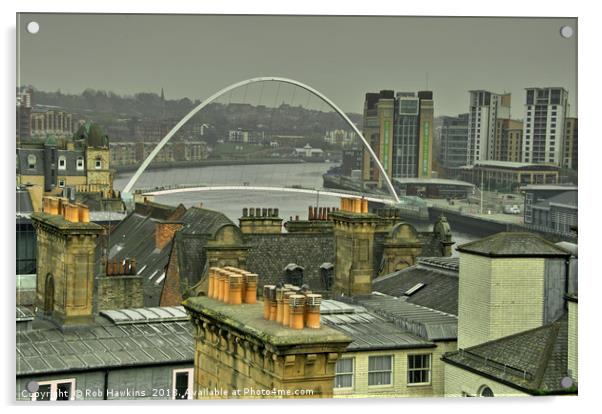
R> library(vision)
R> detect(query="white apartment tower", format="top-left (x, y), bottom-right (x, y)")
top-left (522, 87), bottom-right (569, 165)
top-left (467, 90), bottom-right (511, 165)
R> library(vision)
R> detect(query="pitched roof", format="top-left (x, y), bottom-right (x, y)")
top-left (339, 294), bottom-right (458, 341)
top-left (320, 300), bottom-right (433, 351)
top-left (16, 309), bottom-right (194, 377)
top-left (442, 315), bottom-right (572, 395)
top-left (533, 191), bottom-right (578, 209)
top-left (372, 257), bottom-right (459, 315)
top-left (457, 232), bottom-right (572, 258)
top-left (108, 211), bottom-right (175, 307)
top-left (244, 233), bottom-right (335, 294)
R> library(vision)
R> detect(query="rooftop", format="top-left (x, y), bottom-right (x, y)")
top-left (459, 160), bottom-right (559, 170)
top-left (183, 296), bottom-right (351, 348)
top-left (339, 294), bottom-right (458, 342)
top-left (372, 258), bottom-right (459, 315)
top-left (443, 315), bottom-right (572, 395)
top-left (457, 232), bottom-right (572, 258)
top-left (320, 300), bottom-right (434, 351)
top-left (392, 178), bottom-right (475, 188)
top-left (16, 307), bottom-right (194, 377)
top-left (533, 191), bottom-right (578, 209)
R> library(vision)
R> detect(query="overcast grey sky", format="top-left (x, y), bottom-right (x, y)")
top-left (17, 14), bottom-right (577, 117)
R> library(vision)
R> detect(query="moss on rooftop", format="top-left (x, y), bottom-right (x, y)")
top-left (183, 296), bottom-right (352, 348)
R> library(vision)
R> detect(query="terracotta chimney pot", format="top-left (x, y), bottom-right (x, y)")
top-left (228, 274), bottom-right (243, 305)
top-left (243, 273), bottom-right (258, 304)
top-left (305, 294), bottom-right (322, 329)
top-left (289, 294), bottom-right (306, 330)
top-left (263, 285), bottom-right (276, 320)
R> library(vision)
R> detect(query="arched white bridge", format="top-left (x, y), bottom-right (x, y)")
top-left (140, 185), bottom-right (396, 205)
top-left (122, 77), bottom-right (400, 203)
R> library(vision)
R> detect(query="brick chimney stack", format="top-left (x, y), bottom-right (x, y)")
top-left (155, 221), bottom-right (183, 250)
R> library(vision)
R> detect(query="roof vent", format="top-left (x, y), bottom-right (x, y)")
top-left (404, 283), bottom-right (426, 296)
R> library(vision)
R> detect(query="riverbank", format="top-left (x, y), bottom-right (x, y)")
top-left (113, 158), bottom-right (307, 174)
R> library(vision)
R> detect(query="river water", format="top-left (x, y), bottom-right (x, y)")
top-left (114, 162), bottom-right (477, 255)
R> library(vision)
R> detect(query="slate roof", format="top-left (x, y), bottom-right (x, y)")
top-left (372, 257), bottom-right (459, 315)
top-left (16, 310), bottom-right (194, 377)
top-left (16, 189), bottom-right (34, 214)
top-left (533, 191), bottom-right (578, 209)
top-left (339, 294), bottom-right (458, 342)
top-left (16, 306), bottom-right (35, 323)
top-left (442, 315), bottom-right (572, 395)
top-left (320, 300), bottom-right (433, 351)
top-left (108, 211), bottom-right (172, 307)
top-left (109, 203), bottom-right (237, 306)
top-left (457, 232), bottom-right (572, 258)
top-left (245, 233), bottom-right (335, 293)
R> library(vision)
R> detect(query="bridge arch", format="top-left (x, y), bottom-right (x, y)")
top-left (122, 77), bottom-right (399, 203)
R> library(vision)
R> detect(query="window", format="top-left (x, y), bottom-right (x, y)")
top-left (58, 179), bottom-right (65, 188)
top-left (95, 158), bottom-right (102, 169)
top-left (27, 154), bottom-right (37, 169)
top-left (480, 386), bottom-right (494, 397)
top-left (172, 368), bottom-right (193, 400)
top-left (58, 155), bottom-right (66, 170)
top-left (31, 379), bottom-right (75, 401)
top-left (76, 156), bottom-right (84, 171)
top-left (368, 355), bottom-right (392, 386)
top-left (335, 358), bottom-right (354, 389)
top-left (408, 354), bottom-right (431, 385)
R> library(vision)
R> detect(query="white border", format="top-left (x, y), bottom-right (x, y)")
top-left (2, 2), bottom-right (598, 414)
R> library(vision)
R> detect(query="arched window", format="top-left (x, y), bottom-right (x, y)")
top-left (76, 156), bottom-right (84, 171)
top-left (58, 155), bottom-right (66, 170)
top-left (320, 262), bottom-right (334, 290)
top-left (479, 386), bottom-right (494, 397)
top-left (27, 154), bottom-right (37, 169)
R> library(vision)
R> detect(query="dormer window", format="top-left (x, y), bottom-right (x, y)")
top-left (27, 154), bottom-right (37, 169)
top-left (58, 155), bottom-right (66, 170)
top-left (76, 156), bottom-right (84, 171)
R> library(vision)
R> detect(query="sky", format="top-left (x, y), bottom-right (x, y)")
top-left (17, 14), bottom-right (577, 117)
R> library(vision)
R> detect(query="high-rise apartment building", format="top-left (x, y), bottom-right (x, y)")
top-left (362, 90), bottom-right (433, 186)
top-left (438, 114), bottom-right (469, 168)
top-left (467, 91), bottom-right (511, 165)
top-left (493, 119), bottom-right (523, 162)
top-left (563, 117), bottom-right (578, 170)
top-left (522, 87), bottom-right (569, 165)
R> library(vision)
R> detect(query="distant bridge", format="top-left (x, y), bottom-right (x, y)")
top-left (139, 185), bottom-right (397, 205)
top-left (122, 76), bottom-right (400, 203)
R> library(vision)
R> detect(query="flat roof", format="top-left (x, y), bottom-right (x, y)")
top-left (520, 184), bottom-right (578, 191)
top-left (392, 178), bottom-right (475, 188)
top-left (183, 296), bottom-right (351, 347)
top-left (458, 160), bottom-right (559, 170)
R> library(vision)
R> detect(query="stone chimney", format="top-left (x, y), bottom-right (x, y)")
top-left (155, 221), bottom-right (183, 250)
top-left (31, 197), bottom-right (105, 326)
top-left (239, 207), bottom-right (283, 234)
top-left (330, 197), bottom-right (380, 296)
top-left (98, 257), bottom-right (143, 311)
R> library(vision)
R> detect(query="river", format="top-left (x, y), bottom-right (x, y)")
top-left (113, 162), bottom-right (477, 255)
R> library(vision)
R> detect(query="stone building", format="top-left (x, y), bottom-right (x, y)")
top-left (441, 232), bottom-right (577, 396)
top-left (17, 122), bottom-right (118, 209)
top-left (328, 296), bottom-right (457, 398)
top-left (183, 295), bottom-right (352, 399)
top-left (17, 196), bottom-right (196, 400)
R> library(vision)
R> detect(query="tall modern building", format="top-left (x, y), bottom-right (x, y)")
top-left (493, 119), bottom-right (523, 162)
top-left (438, 114), bottom-right (469, 168)
top-left (522, 87), bottom-right (570, 165)
top-left (563, 117), bottom-right (578, 170)
top-left (362, 90), bottom-right (433, 186)
top-left (467, 90), bottom-right (511, 165)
